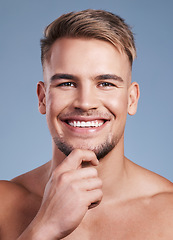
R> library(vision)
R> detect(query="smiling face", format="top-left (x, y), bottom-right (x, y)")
top-left (38, 38), bottom-right (139, 159)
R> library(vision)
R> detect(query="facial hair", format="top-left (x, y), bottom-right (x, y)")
top-left (53, 109), bottom-right (119, 160)
top-left (53, 135), bottom-right (117, 160)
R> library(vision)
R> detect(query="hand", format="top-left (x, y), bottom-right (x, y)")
top-left (32, 149), bottom-right (103, 239)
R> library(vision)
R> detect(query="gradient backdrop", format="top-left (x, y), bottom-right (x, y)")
top-left (0, 0), bottom-right (173, 181)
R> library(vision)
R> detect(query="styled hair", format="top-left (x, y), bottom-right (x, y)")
top-left (40, 9), bottom-right (136, 67)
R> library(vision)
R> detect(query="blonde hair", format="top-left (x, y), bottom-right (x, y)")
top-left (41, 9), bottom-right (136, 67)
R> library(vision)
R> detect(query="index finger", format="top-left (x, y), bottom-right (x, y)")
top-left (60, 149), bottom-right (99, 171)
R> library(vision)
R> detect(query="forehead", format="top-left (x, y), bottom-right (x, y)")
top-left (43, 38), bottom-right (131, 82)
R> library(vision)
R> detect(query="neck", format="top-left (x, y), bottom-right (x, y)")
top-left (95, 138), bottom-right (128, 202)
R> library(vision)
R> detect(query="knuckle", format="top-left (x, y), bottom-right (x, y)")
top-left (96, 189), bottom-right (103, 199)
top-left (98, 189), bottom-right (103, 198)
top-left (51, 165), bottom-right (63, 179)
top-left (58, 171), bottom-right (71, 184)
top-left (89, 167), bottom-right (98, 176)
top-left (70, 181), bottom-right (79, 192)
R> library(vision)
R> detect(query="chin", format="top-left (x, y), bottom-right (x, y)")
top-left (53, 136), bottom-right (117, 160)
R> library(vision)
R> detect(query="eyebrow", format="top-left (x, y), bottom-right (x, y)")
top-left (95, 74), bottom-right (124, 82)
top-left (50, 73), bottom-right (124, 82)
top-left (50, 73), bottom-right (78, 82)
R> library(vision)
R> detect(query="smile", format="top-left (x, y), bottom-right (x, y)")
top-left (67, 120), bottom-right (104, 128)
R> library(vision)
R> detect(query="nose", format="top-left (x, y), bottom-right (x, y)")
top-left (72, 85), bottom-right (99, 111)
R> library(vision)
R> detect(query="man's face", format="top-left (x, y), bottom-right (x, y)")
top-left (39, 38), bottom-right (138, 159)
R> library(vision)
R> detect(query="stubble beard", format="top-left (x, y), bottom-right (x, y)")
top-left (53, 134), bottom-right (117, 160)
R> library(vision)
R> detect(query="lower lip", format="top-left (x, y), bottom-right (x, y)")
top-left (61, 121), bottom-right (109, 134)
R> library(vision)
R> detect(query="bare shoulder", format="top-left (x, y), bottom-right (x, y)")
top-left (0, 162), bottom-right (49, 224)
top-left (0, 179), bottom-right (40, 219)
top-left (148, 188), bottom-right (173, 237)
top-left (151, 181), bottom-right (173, 216)
top-left (129, 158), bottom-right (173, 216)
top-left (0, 180), bottom-right (30, 211)
top-left (123, 160), bottom-right (173, 237)
top-left (127, 158), bottom-right (173, 195)
top-left (0, 179), bottom-right (41, 239)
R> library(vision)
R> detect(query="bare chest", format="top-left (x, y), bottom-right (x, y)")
top-left (63, 205), bottom-right (172, 240)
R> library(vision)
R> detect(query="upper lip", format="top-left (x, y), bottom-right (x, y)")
top-left (60, 116), bottom-right (110, 122)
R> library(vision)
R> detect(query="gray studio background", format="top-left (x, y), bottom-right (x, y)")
top-left (0, 0), bottom-right (173, 181)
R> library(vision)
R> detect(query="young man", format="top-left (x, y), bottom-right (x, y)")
top-left (0, 9), bottom-right (172, 240)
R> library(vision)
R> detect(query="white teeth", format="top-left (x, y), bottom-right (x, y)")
top-left (77, 121), bottom-right (81, 127)
top-left (68, 120), bottom-right (104, 128)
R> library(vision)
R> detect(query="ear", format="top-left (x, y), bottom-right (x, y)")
top-left (128, 82), bottom-right (140, 116)
top-left (37, 81), bottom-right (46, 114)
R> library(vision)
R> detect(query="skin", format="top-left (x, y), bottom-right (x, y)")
top-left (0, 38), bottom-right (173, 240)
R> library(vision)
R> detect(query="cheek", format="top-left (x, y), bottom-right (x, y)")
top-left (103, 91), bottom-right (128, 117)
top-left (45, 92), bottom-right (67, 134)
top-left (46, 91), bottom-right (69, 116)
